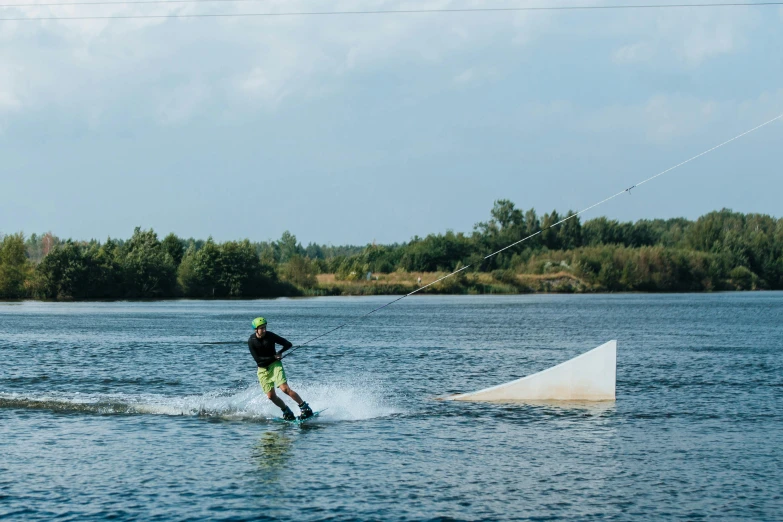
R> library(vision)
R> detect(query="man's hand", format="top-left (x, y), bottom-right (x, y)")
top-left (275, 352), bottom-right (283, 360)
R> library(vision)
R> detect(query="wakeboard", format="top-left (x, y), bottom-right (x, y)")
top-left (272, 409), bottom-right (326, 425)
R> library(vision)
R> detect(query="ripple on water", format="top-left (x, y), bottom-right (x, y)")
top-left (1, 293), bottom-right (782, 521)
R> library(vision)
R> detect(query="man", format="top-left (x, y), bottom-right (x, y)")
top-left (248, 317), bottom-right (313, 421)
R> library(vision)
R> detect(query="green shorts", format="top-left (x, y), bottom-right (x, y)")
top-left (257, 361), bottom-right (287, 393)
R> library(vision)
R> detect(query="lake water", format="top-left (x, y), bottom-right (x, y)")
top-left (1, 293), bottom-right (782, 521)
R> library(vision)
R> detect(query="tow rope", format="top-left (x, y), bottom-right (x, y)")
top-left (281, 113), bottom-right (783, 359)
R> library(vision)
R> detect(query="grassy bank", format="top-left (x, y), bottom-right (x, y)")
top-left (308, 271), bottom-right (590, 296)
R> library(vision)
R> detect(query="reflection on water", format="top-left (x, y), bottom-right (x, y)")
top-left (252, 430), bottom-right (294, 483)
top-left (435, 395), bottom-right (617, 415)
top-left (504, 399), bottom-right (617, 415)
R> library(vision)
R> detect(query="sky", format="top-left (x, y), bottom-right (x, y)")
top-left (1, 1), bottom-right (781, 246)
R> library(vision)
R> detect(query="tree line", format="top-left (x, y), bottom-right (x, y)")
top-left (1, 202), bottom-right (781, 300)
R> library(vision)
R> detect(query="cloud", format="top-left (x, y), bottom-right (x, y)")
top-left (0, 86), bottom-right (21, 113)
top-left (567, 89), bottom-right (783, 145)
top-left (0, 0), bottom-right (774, 132)
top-left (229, 0), bottom-right (536, 104)
top-left (516, 90), bottom-right (780, 147)
top-left (233, 34), bottom-right (331, 108)
top-left (0, 65), bottom-right (23, 120)
top-left (612, 42), bottom-right (655, 65)
top-left (679, 21), bottom-right (737, 64)
top-left (736, 88), bottom-right (783, 122)
top-left (640, 95), bottom-right (717, 141)
top-left (570, 95), bottom-right (711, 143)
top-left (611, 7), bottom-right (759, 67)
top-left (156, 81), bottom-right (210, 125)
top-left (453, 68), bottom-right (475, 85)
top-left (0, 0), bottom-right (551, 121)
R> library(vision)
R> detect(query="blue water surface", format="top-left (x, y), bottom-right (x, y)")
top-left (1, 293), bottom-right (782, 521)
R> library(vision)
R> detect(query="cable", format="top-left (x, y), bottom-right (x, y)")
top-left (280, 113), bottom-right (783, 359)
top-left (2, 2), bottom-right (783, 22)
top-left (3, 0), bottom-right (783, 8)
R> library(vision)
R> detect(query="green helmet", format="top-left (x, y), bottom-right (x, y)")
top-left (252, 317), bottom-right (268, 329)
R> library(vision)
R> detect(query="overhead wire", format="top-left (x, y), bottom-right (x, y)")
top-left (2, 2), bottom-right (783, 21)
top-left (3, 0), bottom-right (783, 7)
top-left (279, 113), bottom-right (783, 359)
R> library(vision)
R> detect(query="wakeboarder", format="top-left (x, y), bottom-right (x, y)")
top-left (248, 317), bottom-right (313, 421)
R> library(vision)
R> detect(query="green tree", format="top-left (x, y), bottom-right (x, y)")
top-left (583, 217), bottom-right (624, 246)
top-left (0, 233), bottom-right (30, 298)
top-left (281, 254), bottom-right (318, 289)
top-left (120, 228), bottom-right (177, 298)
top-left (627, 220), bottom-right (659, 247)
top-left (83, 241), bottom-right (123, 298)
top-left (304, 242), bottom-right (325, 260)
top-left (335, 256), bottom-right (367, 281)
top-left (541, 210), bottom-right (562, 250)
top-left (557, 210), bottom-right (582, 250)
top-left (179, 239), bottom-right (281, 297)
top-left (162, 233), bottom-right (186, 267)
top-left (729, 266), bottom-right (756, 290)
top-left (490, 199), bottom-right (524, 230)
top-left (24, 232), bottom-right (59, 263)
top-left (363, 244), bottom-right (400, 273)
top-left (399, 231), bottom-right (472, 272)
top-left (219, 240), bottom-right (273, 297)
top-left (33, 241), bottom-right (89, 300)
top-left (597, 259), bottom-right (621, 291)
top-left (277, 231), bottom-right (303, 263)
top-left (178, 240), bottom-right (221, 297)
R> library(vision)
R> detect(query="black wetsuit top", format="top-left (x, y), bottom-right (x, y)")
top-left (248, 332), bottom-right (293, 368)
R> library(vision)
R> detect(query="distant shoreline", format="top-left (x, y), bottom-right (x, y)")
top-left (4, 208), bottom-right (779, 300)
top-left (2, 271), bottom-right (775, 303)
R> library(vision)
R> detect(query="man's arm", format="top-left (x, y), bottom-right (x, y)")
top-left (269, 332), bottom-right (294, 356)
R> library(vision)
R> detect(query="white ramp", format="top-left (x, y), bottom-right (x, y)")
top-left (447, 340), bottom-right (616, 402)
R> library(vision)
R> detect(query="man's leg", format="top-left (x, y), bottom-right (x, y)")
top-left (267, 389), bottom-right (295, 420)
top-left (260, 365), bottom-right (295, 420)
top-left (266, 388), bottom-right (288, 410)
top-left (279, 383), bottom-right (313, 419)
top-left (278, 383), bottom-right (303, 404)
